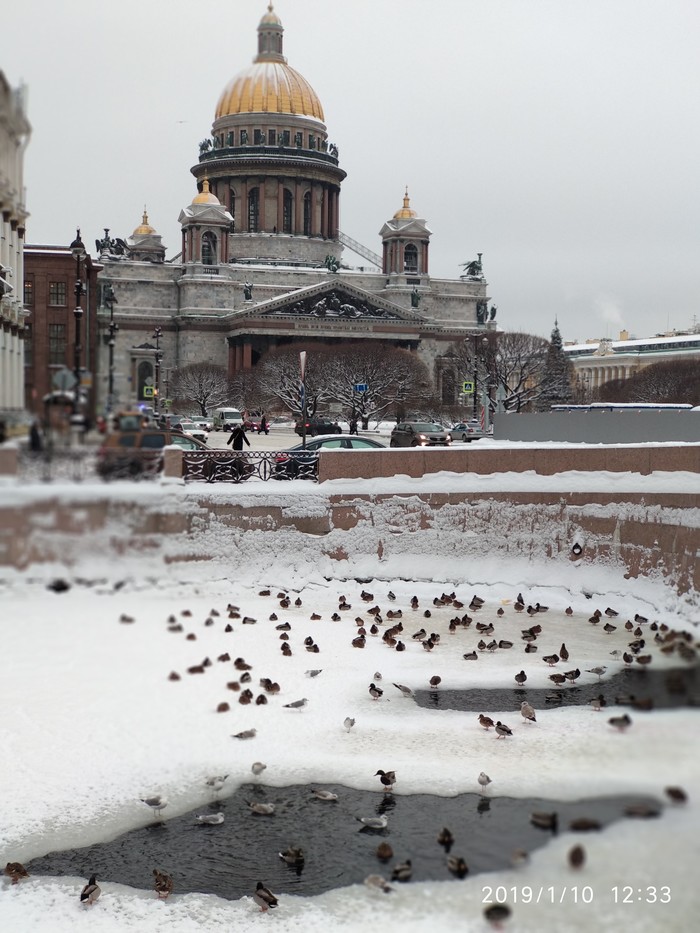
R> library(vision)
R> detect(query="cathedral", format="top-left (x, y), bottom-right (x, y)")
top-left (94, 4), bottom-right (495, 413)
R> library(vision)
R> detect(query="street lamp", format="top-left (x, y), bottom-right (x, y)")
top-left (152, 326), bottom-right (163, 416)
top-left (104, 284), bottom-right (118, 417)
top-left (69, 228), bottom-right (87, 426)
top-left (467, 334), bottom-right (490, 421)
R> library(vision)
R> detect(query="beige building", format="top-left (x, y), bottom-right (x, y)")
top-left (0, 70), bottom-right (30, 413)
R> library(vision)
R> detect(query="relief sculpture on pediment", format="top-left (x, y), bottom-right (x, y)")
top-left (269, 289), bottom-right (403, 321)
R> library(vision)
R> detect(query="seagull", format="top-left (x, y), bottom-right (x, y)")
top-left (369, 683), bottom-right (383, 700)
top-left (391, 859), bottom-right (412, 882)
top-left (205, 774), bottom-right (228, 796)
top-left (357, 815), bottom-right (388, 830)
top-left (284, 698), bottom-right (308, 710)
top-left (312, 789), bottom-right (338, 801)
top-left (586, 666), bottom-right (607, 681)
top-left (478, 714), bottom-right (495, 730)
top-left (80, 874), bottom-right (101, 906)
top-left (253, 881), bottom-right (278, 912)
top-left (374, 671), bottom-right (383, 680)
top-left (344, 717), bottom-right (356, 732)
top-left (248, 801), bottom-right (276, 815)
top-left (393, 683), bottom-right (413, 698)
top-left (232, 728), bottom-right (257, 739)
top-left (251, 761), bottom-right (267, 776)
top-left (520, 700), bottom-right (537, 724)
top-left (153, 869), bottom-right (173, 899)
top-left (305, 669), bottom-right (323, 677)
top-left (141, 795), bottom-right (168, 819)
top-left (375, 769), bottom-right (396, 791)
top-left (495, 721), bottom-right (513, 739)
top-left (478, 771), bottom-right (492, 791)
top-left (364, 873), bottom-right (393, 893)
top-left (195, 812), bottom-right (224, 825)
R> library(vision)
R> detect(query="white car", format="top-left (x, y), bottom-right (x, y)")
top-left (192, 417), bottom-right (212, 432)
top-left (177, 420), bottom-right (208, 444)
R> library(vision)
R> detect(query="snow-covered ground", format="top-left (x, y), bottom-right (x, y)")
top-left (1, 473), bottom-right (698, 932)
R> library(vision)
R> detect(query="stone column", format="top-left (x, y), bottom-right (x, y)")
top-left (321, 185), bottom-right (329, 239)
top-left (294, 179), bottom-right (303, 235)
top-left (242, 341), bottom-right (252, 369)
top-left (277, 179), bottom-right (284, 233)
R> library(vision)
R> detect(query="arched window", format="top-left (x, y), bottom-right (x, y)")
top-left (303, 191), bottom-right (312, 236)
top-left (283, 189), bottom-right (293, 234)
top-left (137, 360), bottom-right (154, 401)
top-left (441, 369), bottom-right (456, 404)
top-left (248, 188), bottom-right (260, 232)
top-left (202, 231), bottom-right (217, 265)
top-left (404, 243), bottom-right (418, 273)
top-left (229, 189), bottom-right (236, 229)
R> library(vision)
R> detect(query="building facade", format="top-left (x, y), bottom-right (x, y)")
top-left (0, 71), bottom-right (31, 413)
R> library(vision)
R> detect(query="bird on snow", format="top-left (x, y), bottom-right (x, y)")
top-left (283, 698), bottom-right (308, 710)
top-left (393, 683), bottom-right (413, 698)
top-left (520, 700), bottom-right (537, 724)
top-left (514, 670), bottom-right (527, 686)
top-left (153, 869), bottom-right (173, 899)
top-left (608, 713), bottom-right (632, 732)
top-left (369, 683), bottom-right (383, 700)
top-left (357, 814), bottom-right (388, 830)
top-left (375, 769), bottom-right (396, 791)
top-left (589, 694), bottom-right (606, 711)
top-left (478, 771), bottom-right (492, 791)
top-left (484, 903), bottom-right (511, 929)
top-left (305, 669), bottom-right (323, 678)
top-left (253, 881), bottom-right (278, 912)
top-left (141, 795), bottom-right (168, 819)
top-left (195, 812), bottom-right (224, 825)
top-left (251, 761), bottom-right (267, 776)
top-left (665, 786), bottom-right (688, 804)
top-left (391, 859), bottom-right (412, 882)
top-left (80, 874), bottom-right (101, 906)
top-left (478, 714), bottom-right (495, 731)
top-left (429, 675), bottom-right (442, 689)
top-left (568, 844), bottom-right (586, 869)
top-left (586, 666), bottom-right (607, 681)
top-left (205, 774), bottom-right (228, 796)
top-left (543, 654), bottom-right (559, 666)
top-left (4, 862), bottom-right (29, 884)
top-left (364, 874), bottom-right (393, 893)
top-left (312, 789), bottom-right (338, 801)
top-left (248, 801), bottom-right (276, 815)
top-left (495, 721), bottom-right (513, 739)
top-left (344, 717), bottom-right (356, 732)
top-left (559, 643), bottom-right (570, 661)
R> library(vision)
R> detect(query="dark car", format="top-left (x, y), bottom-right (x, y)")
top-left (295, 417), bottom-right (342, 437)
top-left (451, 420), bottom-right (485, 442)
top-left (389, 422), bottom-right (452, 447)
top-left (274, 434), bottom-right (386, 479)
top-left (96, 429), bottom-right (207, 479)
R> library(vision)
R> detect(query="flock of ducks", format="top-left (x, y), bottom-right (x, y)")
top-left (7, 584), bottom-right (695, 922)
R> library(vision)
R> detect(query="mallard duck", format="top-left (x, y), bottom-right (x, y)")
top-left (569, 817), bottom-right (601, 831)
top-left (375, 769), bottom-right (396, 791)
top-left (4, 862), bottom-right (29, 884)
top-left (312, 788), bottom-right (338, 801)
top-left (80, 874), bottom-right (101, 905)
top-left (543, 654), bottom-right (559, 666)
top-left (665, 786), bottom-right (688, 804)
top-left (429, 675), bottom-right (441, 689)
top-left (463, 651), bottom-right (478, 660)
top-left (437, 827), bottom-right (454, 848)
top-left (391, 859), bottom-right (412, 882)
top-left (369, 683), bottom-right (383, 701)
top-left (253, 881), bottom-right (278, 911)
top-left (195, 812), bottom-right (224, 825)
top-left (520, 701), bottom-right (537, 724)
top-left (447, 855), bottom-right (469, 878)
top-left (608, 713), bottom-right (632, 732)
top-left (153, 868), bottom-right (173, 899)
top-left (530, 811), bottom-right (558, 831)
top-left (141, 795), bottom-right (168, 819)
top-left (514, 670), bottom-right (527, 686)
top-left (478, 714), bottom-right (495, 730)
top-left (356, 815), bottom-right (388, 830)
top-left (568, 844), bottom-right (585, 869)
top-left (484, 903), bottom-right (511, 928)
top-left (376, 842), bottom-right (393, 861)
top-left (278, 846), bottom-right (304, 867)
top-left (495, 721), bottom-right (513, 738)
top-left (248, 801), bottom-right (275, 815)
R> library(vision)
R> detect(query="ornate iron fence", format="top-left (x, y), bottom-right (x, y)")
top-left (182, 450), bottom-right (319, 483)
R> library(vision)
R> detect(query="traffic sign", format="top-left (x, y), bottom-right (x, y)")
top-left (462, 380), bottom-right (474, 394)
top-left (143, 386), bottom-right (155, 398)
top-left (354, 383), bottom-right (368, 393)
top-left (52, 367), bottom-right (77, 391)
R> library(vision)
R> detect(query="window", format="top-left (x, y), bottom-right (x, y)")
top-left (268, 129), bottom-right (276, 146)
top-left (24, 323), bottom-right (32, 367)
top-left (226, 131), bottom-right (234, 146)
top-left (254, 129), bottom-right (264, 145)
top-left (48, 323), bottom-right (66, 365)
top-left (49, 282), bottom-right (67, 306)
top-left (229, 189), bottom-right (236, 226)
top-left (303, 192), bottom-right (312, 235)
top-left (24, 279), bottom-right (34, 306)
top-left (295, 131), bottom-right (303, 147)
top-left (404, 244), bottom-right (418, 273)
top-left (283, 189), bottom-right (293, 234)
top-left (202, 231), bottom-right (217, 265)
top-left (281, 130), bottom-right (290, 146)
top-left (248, 188), bottom-right (260, 232)
top-left (308, 134), bottom-right (316, 149)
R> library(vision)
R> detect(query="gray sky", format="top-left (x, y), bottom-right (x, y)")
top-left (5, 0), bottom-right (699, 341)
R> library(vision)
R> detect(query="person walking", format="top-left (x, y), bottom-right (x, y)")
top-left (227, 423), bottom-right (250, 451)
top-left (258, 414), bottom-right (268, 435)
top-left (29, 419), bottom-right (44, 453)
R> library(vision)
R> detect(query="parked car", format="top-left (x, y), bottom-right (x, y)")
top-left (389, 422), bottom-right (452, 447)
top-left (192, 417), bottom-right (212, 432)
top-left (176, 420), bottom-right (208, 444)
top-left (96, 429), bottom-right (207, 479)
top-left (294, 417), bottom-right (342, 436)
top-left (212, 408), bottom-right (244, 431)
top-left (451, 420), bottom-right (485, 442)
top-left (274, 434), bottom-right (386, 479)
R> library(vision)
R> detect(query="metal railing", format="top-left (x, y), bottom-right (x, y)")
top-left (183, 450), bottom-right (319, 483)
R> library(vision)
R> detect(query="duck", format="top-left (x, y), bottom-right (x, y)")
top-left (195, 812), bottom-right (224, 825)
top-left (447, 855), bottom-right (469, 878)
top-left (549, 673), bottom-right (567, 685)
top-left (484, 903), bottom-right (511, 929)
top-left (543, 654), bottom-right (559, 666)
top-left (4, 862), bottom-right (29, 884)
top-left (568, 844), bottom-right (586, 869)
top-left (520, 700), bottom-right (537, 724)
top-left (253, 881), bottom-right (278, 912)
top-left (563, 668), bottom-right (580, 682)
top-left (608, 713), bottom-right (632, 732)
top-left (153, 869), bottom-right (173, 899)
top-left (248, 801), bottom-right (276, 815)
top-left (376, 842), bottom-right (394, 861)
top-left (80, 874), bottom-right (101, 906)
top-left (278, 846), bottom-right (305, 867)
top-left (530, 811), bottom-right (558, 831)
top-left (391, 859), bottom-right (412, 882)
top-left (665, 786), bottom-right (688, 804)
top-left (495, 721), bottom-right (513, 738)
top-left (311, 788), bottom-right (338, 801)
top-left (463, 651), bottom-right (478, 661)
top-left (429, 675), bottom-right (442, 689)
top-left (369, 683), bottom-right (383, 701)
top-left (437, 827), bottom-right (455, 849)
top-left (559, 643), bottom-right (569, 661)
top-left (524, 643), bottom-right (538, 654)
top-left (478, 714), bottom-right (495, 730)
top-left (514, 670), bottom-right (527, 686)
top-left (375, 769), bottom-right (396, 791)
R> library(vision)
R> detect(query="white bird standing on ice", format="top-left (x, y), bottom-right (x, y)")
top-left (141, 795), bottom-right (168, 819)
top-left (478, 771), bottom-right (492, 792)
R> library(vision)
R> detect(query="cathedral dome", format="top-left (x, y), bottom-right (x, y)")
top-left (394, 189), bottom-right (417, 220)
top-left (215, 4), bottom-right (325, 122)
top-left (132, 209), bottom-right (156, 237)
top-left (192, 178), bottom-right (220, 205)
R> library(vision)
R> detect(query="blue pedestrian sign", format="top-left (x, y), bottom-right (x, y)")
top-left (354, 383), bottom-right (368, 393)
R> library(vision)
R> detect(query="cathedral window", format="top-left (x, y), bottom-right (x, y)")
top-left (308, 134), bottom-right (316, 149)
top-left (303, 192), bottom-right (312, 236)
top-left (283, 189), bottom-right (293, 234)
top-left (254, 129), bottom-right (264, 145)
top-left (268, 129), bottom-right (276, 146)
top-left (248, 188), bottom-right (260, 232)
top-left (295, 131), bottom-right (303, 147)
top-left (281, 130), bottom-right (290, 146)
top-left (202, 232), bottom-right (217, 265)
top-left (226, 131), bottom-right (234, 146)
top-left (404, 244), bottom-right (418, 273)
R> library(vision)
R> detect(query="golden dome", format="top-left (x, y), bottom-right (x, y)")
top-left (192, 178), bottom-right (220, 205)
top-left (215, 4), bottom-right (324, 121)
top-left (132, 208), bottom-right (156, 236)
top-left (394, 188), bottom-right (417, 220)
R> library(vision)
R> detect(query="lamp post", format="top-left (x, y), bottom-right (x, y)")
top-left (69, 228), bottom-right (87, 433)
top-left (467, 333), bottom-right (490, 421)
top-left (104, 284), bottom-right (118, 417)
top-left (152, 327), bottom-right (163, 416)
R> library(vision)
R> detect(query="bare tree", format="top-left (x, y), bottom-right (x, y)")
top-left (254, 345), bottom-right (329, 417)
top-left (169, 363), bottom-right (234, 416)
top-left (599, 359), bottom-right (700, 405)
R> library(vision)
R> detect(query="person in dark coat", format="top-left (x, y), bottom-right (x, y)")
top-left (29, 419), bottom-right (44, 453)
top-left (258, 414), bottom-right (268, 435)
top-left (227, 424), bottom-right (250, 451)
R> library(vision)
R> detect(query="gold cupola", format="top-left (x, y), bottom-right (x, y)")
top-left (394, 188), bottom-right (417, 221)
top-left (192, 178), bottom-right (220, 205)
top-left (132, 207), bottom-right (156, 237)
top-left (215, 4), bottom-right (324, 121)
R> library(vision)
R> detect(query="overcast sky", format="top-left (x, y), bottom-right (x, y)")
top-left (5, 0), bottom-right (699, 341)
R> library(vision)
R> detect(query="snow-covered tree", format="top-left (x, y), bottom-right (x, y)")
top-left (537, 321), bottom-right (574, 410)
top-left (169, 362), bottom-right (234, 416)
